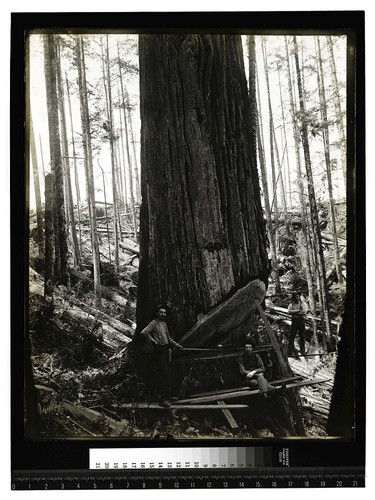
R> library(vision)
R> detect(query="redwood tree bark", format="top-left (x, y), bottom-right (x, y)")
top-left (248, 35), bottom-right (281, 293)
top-left (137, 35), bottom-right (269, 338)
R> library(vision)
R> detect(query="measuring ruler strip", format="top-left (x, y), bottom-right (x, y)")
top-left (12, 467), bottom-right (365, 490)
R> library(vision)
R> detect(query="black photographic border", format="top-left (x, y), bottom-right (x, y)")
top-left (11, 10), bottom-right (365, 473)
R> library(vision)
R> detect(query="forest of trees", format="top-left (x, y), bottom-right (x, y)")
top-left (27, 33), bottom-right (348, 439)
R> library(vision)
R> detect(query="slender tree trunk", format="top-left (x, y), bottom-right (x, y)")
top-left (43, 34), bottom-right (69, 286)
top-left (104, 36), bottom-right (120, 269)
top-left (113, 140), bottom-right (125, 244)
top-left (76, 36), bottom-right (101, 304)
top-left (118, 106), bottom-right (128, 209)
top-left (66, 73), bottom-right (82, 258)
top-left (284, 36), bottom-right (316, 315)
top-left (326, 35), bottom-right (346, 181)
top-left (39, 134), bottom-right (46, 179)
top-left (56, 40), bottom-right (81, 269)
top-left (126, 92), bottom-right (141, 201)
top-left (98, 162), bottom-right (112, 263)
top-left (117, 41), bottom-right (141, 201)
top-left (137, 34), bottom-right (269, 336)
top-left (117, 42), bottom-right (138, 242)
top-left (114, 128), bottom-right (124, 208)
top-left (262, 39), bottom-right (289, 236)
top-left (248, 35), bottom-right (280, 292)
top-left (30, 112), bottom-right (44, 254)
top-left (293, 36), bottom-right (333, 347)
top-left (115, 105), bottom-right (125, 208)
top-left (277, 64), bottom-right (293, 208)
top-left (44, 173), bottom-right (55, 296)
top-left (261, 38), bottom-right (279, 230)
top-left (272, 121), bottom-right (291, 237)
top-left (118, 99), bottom-right (129, 210)
top-left (24, 329), bottom-right (41, 438)
top-left (256, 54), bottom-right (280, 261)
top-left (316, 36), bottom-right (343, 284)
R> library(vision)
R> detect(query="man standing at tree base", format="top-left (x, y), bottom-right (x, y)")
top-left (287, 293), bottom-right (308, 356)
top-left (140, 304), bottom-right (184, 407)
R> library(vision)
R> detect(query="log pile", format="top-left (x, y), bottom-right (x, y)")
top-left (33, 383), bottom-right (130, 437)
top-left (288, 356), bottom-right (336, 427)
top-left (288, 358), bottom-right (334, 389)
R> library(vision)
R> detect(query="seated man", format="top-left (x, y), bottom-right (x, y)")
top-left (237, 342), bottom-right (275, 398)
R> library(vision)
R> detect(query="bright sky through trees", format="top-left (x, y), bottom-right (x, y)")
top-left (28, 34), bottom-right (346, 211)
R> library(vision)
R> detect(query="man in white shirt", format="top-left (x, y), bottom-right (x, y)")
top-left (141, 305), bottom-right (184, 407)
top-left (287, 293), bottom-right (308, 356)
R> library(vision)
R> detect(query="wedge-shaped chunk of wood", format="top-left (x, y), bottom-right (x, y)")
top-left (178, 279), bottom-right (266, 348)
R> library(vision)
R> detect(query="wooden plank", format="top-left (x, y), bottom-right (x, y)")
top-left (288, 352), bottom-right (337, 358)
top-left (187, 376), bottom-right (302, 400)
top-left (173, 346), bottom-right (273, 362)
top-left (115, 404), bottom-right (250, 410)
top-left (283, 378), bottom-right (331, 390)
top-left (176, 377), bottom-right (331, 405)
top-left (177, 388), bottom-right (262, 404)
top-left (217, 400), bottom-right (239, 429)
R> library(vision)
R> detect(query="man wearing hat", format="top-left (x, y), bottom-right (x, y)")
top-left (141, 304), bottom-right (184, 407)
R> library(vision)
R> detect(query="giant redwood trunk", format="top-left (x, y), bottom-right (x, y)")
top-left (137, 35), bottom-right (269, 339)
top-left (249, 35), bottom-right (281, 293)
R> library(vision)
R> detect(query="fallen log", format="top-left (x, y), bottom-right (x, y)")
top-left (71, 298), bottom-right (134, 338)
top-left (178, 279), bottom-right (266, 348)
top-left (80, 226), bottom-right (136, 238)
top-left (58, 413), bottom-right (98, 436)
top-left (288, 359), bottom-right (334, 389)
top-left (321, 232), bottom-right (346, 247)
top-left (61, 400), bottom-right (129, 436)
top-left (34, 386), bottom-right (129, 436)
top-left (267, 306), bottom-right (339, 326)
top-left (300, 388), bottom-right (331, 415)
top-left (29, 277), bottom-right (45, 297)
top-left (70, 269), bottom-right (128, 308)
top-left (61, 305), bottom-right (131, 348)
top-left (119, 238), bottom-right (140, 256)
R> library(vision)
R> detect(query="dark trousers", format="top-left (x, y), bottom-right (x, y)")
top-left (288, 317), bottom-right (306, 355)
top-left (242, 373), bottom-right (275, 395)
top-left (153, 344), bottom-right (171, 399)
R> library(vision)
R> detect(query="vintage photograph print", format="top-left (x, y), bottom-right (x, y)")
top-left (17, 13), bottom-right (363, 448)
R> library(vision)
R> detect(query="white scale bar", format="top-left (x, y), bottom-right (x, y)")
top-left (89, 447), bottom-right (252, 469)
